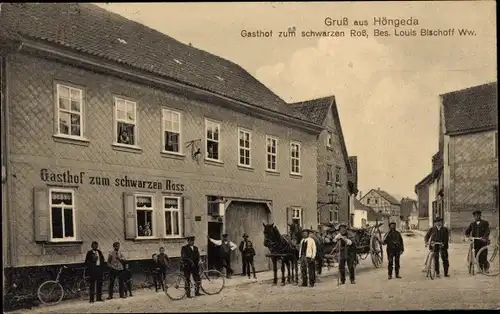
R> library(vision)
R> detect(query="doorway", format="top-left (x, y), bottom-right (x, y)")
top-left (207, 222), bottom-right (222, 270)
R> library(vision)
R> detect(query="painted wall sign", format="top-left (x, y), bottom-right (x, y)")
top-left (39, 168), bottom-right (185, 191)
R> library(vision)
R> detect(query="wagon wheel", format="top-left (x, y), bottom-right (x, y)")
top-left (370, 229), bottom-right (383, 268)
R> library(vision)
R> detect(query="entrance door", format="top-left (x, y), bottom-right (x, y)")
top-left (225, 201), bottom-right (270, 274)
top-left (207, 222), bottom-right (222, 270)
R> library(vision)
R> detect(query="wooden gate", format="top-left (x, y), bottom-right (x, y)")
top-left (225, 201), bottom-right (270, 274)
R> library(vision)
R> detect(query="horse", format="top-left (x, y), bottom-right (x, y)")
top-left (288, 223), bottom-right (325, 275)
top-left (263, 223), bottom-right (299, 285)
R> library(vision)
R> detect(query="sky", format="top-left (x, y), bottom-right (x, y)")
top-left (97, 2), bottom-right (497, 200)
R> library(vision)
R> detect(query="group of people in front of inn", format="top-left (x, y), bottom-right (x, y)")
top-left (83, 210), bottom-right (492, 302)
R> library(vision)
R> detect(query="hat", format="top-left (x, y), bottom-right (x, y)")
top-left (389, 221), bottom-right (396, 226)
top-left (222, 233), bottom-right (228, 237)
top-left (243, 233), bottom-right (249, 238)
top-left (338, 222), bottom-right (348, 228)
top-left (472, 210), bottom-right (482, 215)
top-left (434, 217), bottom-right (443, 222)
top-left (186, 235), bottom-right (195, 240)
top-left (301, 228), bottom-right (312, 233)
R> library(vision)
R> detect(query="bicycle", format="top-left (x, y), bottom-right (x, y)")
top-left (164, 256), bottom-right (225, 300)
top-left (466, 237), bottom-right (486, 275)
top-left (473, 241), bottom-right (499, 277)
top-left (424, 241), bottom-right (443, 280)
top-left (37, 266), bottom-right (89, 305)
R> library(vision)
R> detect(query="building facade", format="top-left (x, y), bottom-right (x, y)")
top-left (290, 97), bottom-right (355, 227)
top-left (359, 188), bottom-right (401, 229)
top-left (353, 198), bottom-right (369, 228)
top-left (400, 197), bottom-right (418, 230)
top-left (1, 3), bottom-right (323, 284)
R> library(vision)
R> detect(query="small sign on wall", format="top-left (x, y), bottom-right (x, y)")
top-left (195, 216), bottom-right (201, 221)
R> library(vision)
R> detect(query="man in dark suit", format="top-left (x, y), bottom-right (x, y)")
top-left (238, 233), bottom-right (250, 276)
top-left (383, 221), bottom-right (405, 279)
top-left (424, 217), bottom-right (450, 277)
top-left (334, 223), bottom-right (357, 284)
top-left (84, 241), bottom-right (105, 303)
top-left (180, 236), bottom-right (201, 298)
top-left (465, 210), bottom-right (491, 272)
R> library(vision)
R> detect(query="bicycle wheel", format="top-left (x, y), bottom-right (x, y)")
top-left (77, 277), bottom-right (90, 296)
top-left (467, 246), bottom-right (475, 275)
top-left (200, 270), bottom-right (225, 295)
top-left (475, 244), bottom-right (499, 277)
top-left (164, 273), bottom-right (186, 300)
top-left (37, 281), bottom-right (64, 305)
top-left (427, 252), bottom-right (436, 280)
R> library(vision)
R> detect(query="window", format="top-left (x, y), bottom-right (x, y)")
top-left (205, 120), bottom-right (220, 161)
top-left (49, 189), bottom-right (76, 241)
top-left (266, 136), bottom-right (278, 171)
top-left (326, 167), bottom-right (332, 183)
top-left (292, 207), bottom-right (302, 226)
top-left (162, 109), bottom-right (182, 153)
top-left (290, 142), bottom-right (301, 174)
top-left (326, 132), bottom-right (332, 147)
top-left (56, 84), bottom-right (83, 138)
top-left (335, 166), bottom-right (342, 184)
top-left (114, 98), bottom-right (137, 146)
top-left (329, 206), bottom-right (338, 223)
top-left (238, 129), bottom-right (251, 167)
top-left (164, 197), bottom-right (182, 237)
top-left (367, 198), bottom-right (371, 205)
top-left (135, 195), bottom-right (154, 238)
top-left (375, 199), bottom-right (378, 205)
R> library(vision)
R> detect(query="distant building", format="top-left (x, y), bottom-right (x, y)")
top-left (290, 97), bottom-right (356, 227)
top-left (359, 188), bottom-right (401, 229)
top-left (400, 197), bottom-right (418, 230)
top-left (353, 198), bottom-right (369, 228)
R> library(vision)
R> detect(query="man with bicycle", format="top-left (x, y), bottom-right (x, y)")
top-left (465, 210), bottom-right (491, 272)
top-left (424, 217), bottom-right (450, 278)
top-left (180, 235), bottom-right (201, 298)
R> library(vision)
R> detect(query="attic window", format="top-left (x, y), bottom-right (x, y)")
top-left (216, 76), bottom-right (224, 81)
top-left (174, 59), bottom-right (183, 65)
top-left (117, 38), bottom-right (127, 44)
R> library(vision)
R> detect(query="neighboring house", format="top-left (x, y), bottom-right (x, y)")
top-left (353, 198), bottom-right (369, 228)
top-left (359, 188), bottom-right (401, 229)
top-left (0, 3), bottom-right (323, 286)
top-left (366, 205), bottom-right (391, 233)
top-left (290, 96), bottom-right (356, 227)
top-left (400, 197), bottom-right (418, 230)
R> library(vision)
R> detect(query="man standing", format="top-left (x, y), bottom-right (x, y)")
top-left (424, 217), bottom-right (450, 277)
top-left (238, 234), bottom-right (250, 276)
top-left (107, 242), bottom-right (126, 299)
top-left (298, 229), bottom-right (317, 287)
top-left (382, 221), bottom-right (405, 279)
top-left (465, 210), bottom-right (491, 272)
top-left (208, 234), bottom-right (237, 279)
top-left (157, 247), bottom-right (170, 283)
top-left (84, 241), bottom-right (105, 303)
top-left (334, 223), bottom-right (357, 284)
top-left (180, 236), bottom-right (201, 298)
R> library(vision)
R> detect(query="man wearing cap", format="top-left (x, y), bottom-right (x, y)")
top-left (238, 234), bottom-right (250, 276)
top-left (465, 210), bottom-right (491, 272)
top-left (299, 229), bottom-right (317, 287)
top-left (424, 217), bottom-right (450, 277)
top-left (180, 236), bottom-right (201, 298)
top-left (334, 223), bottom-right (357, 284)
top-left (382, 221), bottom-right (405, 279)
top-left (208, 234), bottom-right (238, 279)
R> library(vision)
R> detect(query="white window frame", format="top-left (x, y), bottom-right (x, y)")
top-left (162, 109), bottom-right (183, 154)
top-left (330, 205), bottom-right (339, 223)
top-left (238, 128), bottom-right (252, 167)
top-left (55, 84), bottom-right (84, 139)
top-left (49, 188), bottom-right (77, 242)
top-left (205, 119), bottom-right (221, 161)
top-left (163, 196), bottom-right (183, 238)
top-left (335, 166), bottom-right (342, 184)
top-left (292, 207), bottom-right (303, 227)
top-left (135, 194), bottom-right (155, 239)
top-left (290, 142), bottom-right (301, 175)
top-left (326, 132), bottom-right (333, 147)
top-left (266, 136), bottom-right (278, 172)
top-left (114, 97), bottom-right (138, 147)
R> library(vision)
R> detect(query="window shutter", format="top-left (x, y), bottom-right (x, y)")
top-left (182, 196), bottom-right (192, 237)
top-left (33, 187), bottom-right (50, 242)
top-left (123, 192), bottom-right (137, 240)
top-left (286, 207), bottom-right (293, 232)
top-left (300, 208), bottom-right (306, 228)
top-left (155, 199), bottom-right (164, 238)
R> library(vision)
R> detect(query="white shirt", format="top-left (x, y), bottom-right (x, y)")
top-left (93, 250), bottom-right (100, 266)
top-left (334, 233), bottom-right (353, 246)
top-left (209, 238), bottom-right (238, 251)
top-left (299, 237), bottom-right (317, 259)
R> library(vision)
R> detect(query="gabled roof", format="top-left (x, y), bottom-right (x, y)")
top-left (415, 172), bottom-right (433, 193)
top-left (289, 95), bottom-right (352, 174)
top-left (0, 3), bottom-right (315, 124)
top-left (441, 82), bottom-right (498, 135)
top-left (354, 198), bottom-right (371, 212)
top-left (361, 189), bottom-right (401, 205)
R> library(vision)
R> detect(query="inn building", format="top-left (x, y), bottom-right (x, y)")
top-left (0, 3), bottom-right (324, 285)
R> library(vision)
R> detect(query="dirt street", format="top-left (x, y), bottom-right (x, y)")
top-left (18, 234), bottom-right (500, 312)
